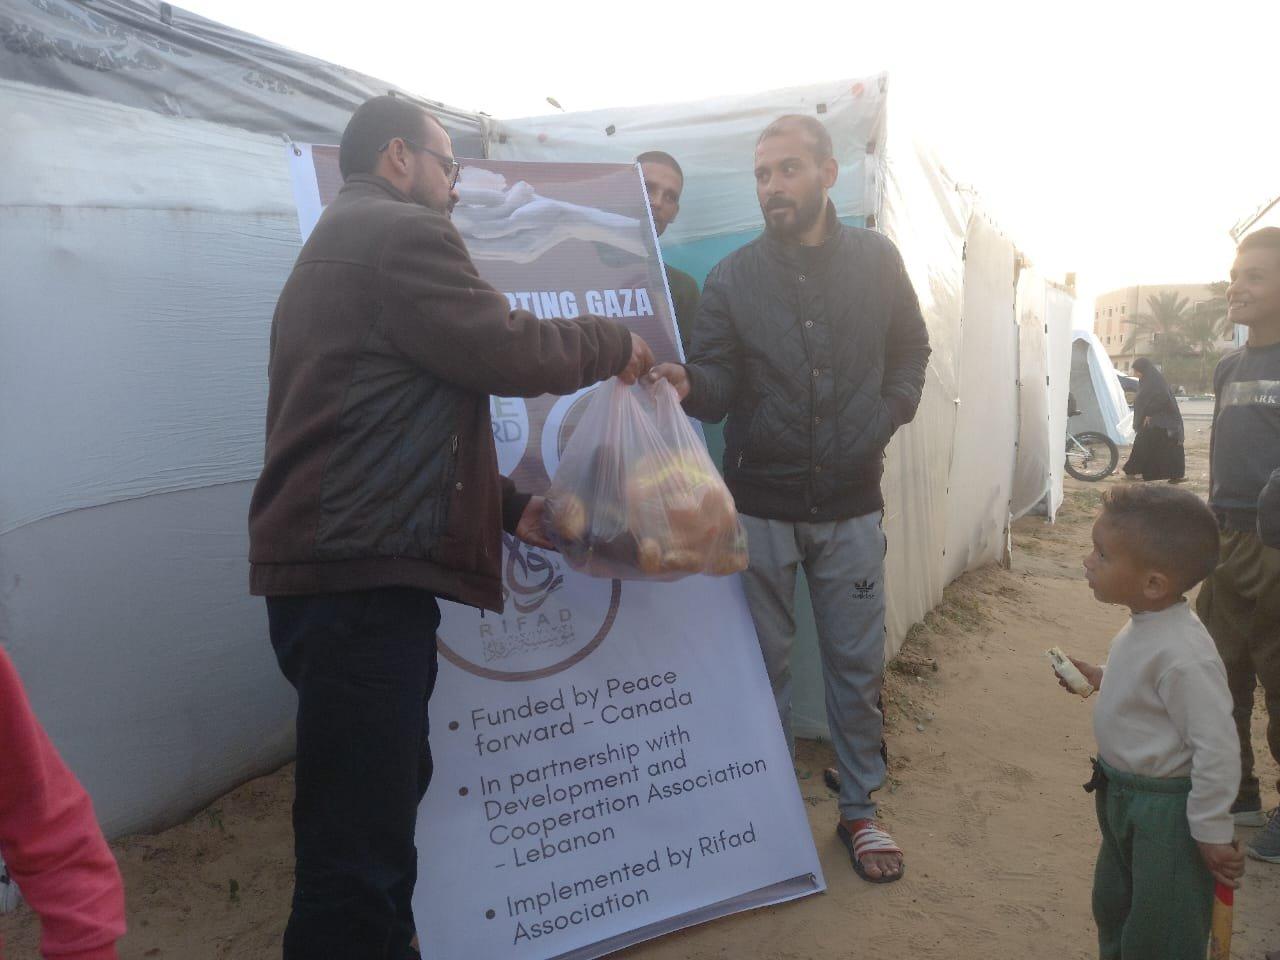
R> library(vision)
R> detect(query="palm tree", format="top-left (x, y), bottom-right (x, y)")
top-left (1195, 281), bottom-right (1232, 337)
top-left (1123, 290), bottom-right (1192, 369)
top-left (1180, 311), bottom-right (1224, 389)
top-left (1176, 282), bottom-right (1233, 390)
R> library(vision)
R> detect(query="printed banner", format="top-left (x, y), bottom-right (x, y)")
top-left (287, 148), bottom-right (823, 960)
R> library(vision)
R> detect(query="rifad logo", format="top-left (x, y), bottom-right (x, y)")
top-left (853, 579), bottom-right (876, 600)
top-left (502, 534), bottom-right (564, 614)
top-left (436, 533), bottom-right (622, 683)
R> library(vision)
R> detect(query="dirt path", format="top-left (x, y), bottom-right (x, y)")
top-left (5, 429), bottom-right (1278, 958)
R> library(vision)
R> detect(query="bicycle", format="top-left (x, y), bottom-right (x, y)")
top-left (1064, 407), bottom-right (1119, 482)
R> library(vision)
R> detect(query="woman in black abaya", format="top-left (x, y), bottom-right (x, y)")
top-left (1121, 357), bottom-right (1186, 482)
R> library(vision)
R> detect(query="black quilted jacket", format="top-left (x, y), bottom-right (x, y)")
top-left (683, 208), bottom-right (931, 522)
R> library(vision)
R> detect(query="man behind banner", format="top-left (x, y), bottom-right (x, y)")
top-left (651, 115), bottom-right (930, 883)
top-left (637, 150), bottom-right (700, 351)
top-left (248, 96), bottom-right (652, 958)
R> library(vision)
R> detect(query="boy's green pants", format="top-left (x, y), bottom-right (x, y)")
top-left (1092, 759), bottom-right (1215, 960)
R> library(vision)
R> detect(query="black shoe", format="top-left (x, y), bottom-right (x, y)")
top-left (823, 767), bottom-right (841, 792)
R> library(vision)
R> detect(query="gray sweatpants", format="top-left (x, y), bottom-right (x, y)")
top-left (739, 512), bottom-right (887, 821)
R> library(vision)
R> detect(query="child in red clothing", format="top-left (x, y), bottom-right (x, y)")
top-left (0, 648), bottom-right (125, 959)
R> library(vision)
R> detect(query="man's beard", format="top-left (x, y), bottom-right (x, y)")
top-left (409, 170), bottom-right (452, 217)
top-left (762, 187), bottom-right (826, 240)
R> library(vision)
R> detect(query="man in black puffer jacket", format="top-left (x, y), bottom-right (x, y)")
top-left (651, 115), bottom-right (930, 884)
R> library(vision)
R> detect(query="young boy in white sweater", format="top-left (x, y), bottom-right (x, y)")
top-left (1061, 484), bottom-right (1245, 959)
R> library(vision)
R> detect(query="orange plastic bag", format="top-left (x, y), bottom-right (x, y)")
top-left (544, 378), bottom-right (748, 581)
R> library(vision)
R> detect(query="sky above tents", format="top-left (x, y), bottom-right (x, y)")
top-left (179, 0), bottom-right (1280, 309)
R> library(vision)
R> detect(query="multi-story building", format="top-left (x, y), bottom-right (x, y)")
top-left (1093, 283), bottom-right (1234, 372)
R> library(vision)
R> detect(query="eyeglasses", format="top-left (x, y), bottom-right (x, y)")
top-left (377, 137), bottom-right (462, 188)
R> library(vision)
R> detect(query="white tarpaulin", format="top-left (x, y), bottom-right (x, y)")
top-left (1012, 268), bottom-right (1051, 520)
top-left (0, 78), bottom-right (297, 836)
top-left (0, 81), bottom-right (298, 535)
top-left (1011, 270), bottom-right (1074, 521)
top-left (875, 137), bottom-right (967, 656)
top-left (1043, 284), bottom-right (1076, 519)
top-left (942, 215), bottom-right (1019, 579)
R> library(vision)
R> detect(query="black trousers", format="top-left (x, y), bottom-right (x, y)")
top-left (267, 588), bottom-right (440, 960)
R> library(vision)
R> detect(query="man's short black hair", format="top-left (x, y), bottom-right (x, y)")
top-left (636, 151), bottom-right (684, 183)
top-left (755, 115), bottom-right (834, 164)
top-left (1100, 484), bottom-right (1219, 592)
top-left (339, 95), bottom-right (439, 181)
top-left (1238, 226), bottom-right (1280, 257)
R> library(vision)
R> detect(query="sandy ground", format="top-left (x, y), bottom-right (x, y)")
top-left (5, 427), bottom-right (1278, 959)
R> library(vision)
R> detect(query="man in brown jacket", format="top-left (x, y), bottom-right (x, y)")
top-left (248, 95), bottom-right (651, 959)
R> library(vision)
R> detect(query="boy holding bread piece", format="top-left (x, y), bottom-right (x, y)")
top-left (1056, 484), bottom-right (1244, 959)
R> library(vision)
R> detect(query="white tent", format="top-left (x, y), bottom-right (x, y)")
top-left (1, 3), bottom-right (1075, 821)
top-left (1069, 330), bottom-right (1135, 447)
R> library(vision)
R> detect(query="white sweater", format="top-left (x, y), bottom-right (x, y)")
top-left (1092, 601), bottom-right (1241, 844)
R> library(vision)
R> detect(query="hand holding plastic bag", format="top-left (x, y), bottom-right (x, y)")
top-left (544, 378), bottom-right (748, 581)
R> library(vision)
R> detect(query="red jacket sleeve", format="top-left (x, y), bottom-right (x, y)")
top-left (0, 650), bottom-right (125, 960)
